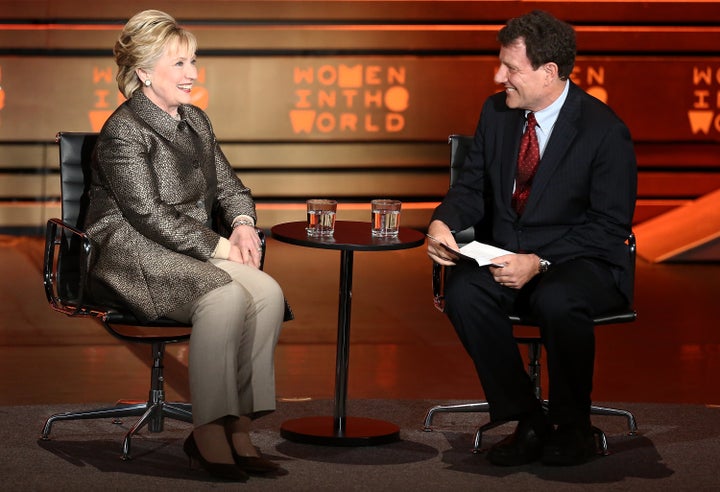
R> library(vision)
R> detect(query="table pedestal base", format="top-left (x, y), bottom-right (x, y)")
top-left (280, 416), bottom-right (400, 446)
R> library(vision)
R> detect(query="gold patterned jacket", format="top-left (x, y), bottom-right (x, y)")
top-left (84, 92), bottom-right (256, 321)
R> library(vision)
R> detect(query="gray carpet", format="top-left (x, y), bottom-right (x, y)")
top-left (1, 399), bottom-right (718, 491)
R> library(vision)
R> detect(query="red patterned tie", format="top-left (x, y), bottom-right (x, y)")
top-left (512, 112), bottom-right (540, 215)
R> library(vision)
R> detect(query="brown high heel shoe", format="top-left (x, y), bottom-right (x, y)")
top-left (183, 433), bottom-right (249, 482)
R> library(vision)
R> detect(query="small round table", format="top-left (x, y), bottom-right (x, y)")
top-left (271, 220), bottom-right (426, 445)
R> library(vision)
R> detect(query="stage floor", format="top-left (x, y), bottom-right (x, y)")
top-left (1, 234), bottom-right (719, 407)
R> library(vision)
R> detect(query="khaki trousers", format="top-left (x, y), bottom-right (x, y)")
top-left (167, 259), bottom-right (285, 427)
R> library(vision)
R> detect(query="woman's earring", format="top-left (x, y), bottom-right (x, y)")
top-left (144, 79), bottom-right (151, 87)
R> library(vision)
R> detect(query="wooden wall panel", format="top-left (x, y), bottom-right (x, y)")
top-left (1, 1), bottom-right (719, 24)
top-left (1, 0), bottom-right (719, 232)
top-left (2, 56), bottom-right (720, 142)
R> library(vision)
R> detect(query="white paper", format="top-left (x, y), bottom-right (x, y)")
top-left (458, 241), bottom-right (515, 267)
top-left (427, 234), bottom-right (515, 267)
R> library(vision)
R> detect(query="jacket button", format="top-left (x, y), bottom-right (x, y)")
top-left (196, 200), bottom-right (204, 208)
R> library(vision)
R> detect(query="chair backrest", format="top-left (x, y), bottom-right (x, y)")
top-left (625, 232), bottom-right (637, 306)
top-left (48, 133), bottom-right (198, 333)
top-left (448, 134), bottom-right (490, 245)
top-left (449, 134), bottom-right (474, 184)
top-left (51, 131), bottom-right (289, 323)
top-left (50, 133), bottom-right (98, 306)
top-left (57, 132), bottom-right (99, 229)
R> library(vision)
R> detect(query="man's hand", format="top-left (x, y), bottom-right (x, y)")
top-left (489, 253), bottom-right (540, 289)
top-left (228, 225), bottom-right (262, 268)
top-left (426, 220), bottom-right (459, 266)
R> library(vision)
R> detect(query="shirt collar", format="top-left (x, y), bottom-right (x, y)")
top-left (527, 80), bottom-right (569, 133)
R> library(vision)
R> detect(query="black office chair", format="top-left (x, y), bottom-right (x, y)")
top-left (41, 132), bottom-right (273, 460)
top-left (422, 134), bottom-right (638, 455)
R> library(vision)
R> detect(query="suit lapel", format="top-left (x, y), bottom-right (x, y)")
top-left (523, 84), bottom-right (582, 216)
top-left (501, 111), bottom-right (525, 210)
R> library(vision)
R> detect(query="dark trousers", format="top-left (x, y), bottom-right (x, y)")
top-left (444, 257), bottom-right (627, 426)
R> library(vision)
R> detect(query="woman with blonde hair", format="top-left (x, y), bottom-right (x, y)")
top-left (84, 10), bottom-right (286, 481)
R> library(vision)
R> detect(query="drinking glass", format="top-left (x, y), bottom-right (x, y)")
top-left (371, 199), bottom-right (401, 237)
top-left (306, 199), bottom-right (337, 237)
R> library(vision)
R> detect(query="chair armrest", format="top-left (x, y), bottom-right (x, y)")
top-left (43, 218), bottom-right (96, 317)
top-left (254, 227), bottom-right (293, 321)
top-left (431, 225), bottom-right (476, 313)
top-left (432, 262), bottom-right (446, 312)
top-left (44, 220), bottom-right (288, 324)
top-left (256, 228), bottom-right (266, 270)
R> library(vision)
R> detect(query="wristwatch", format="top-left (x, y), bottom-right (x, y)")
top-left (538, 258), bottom-right (551, 273)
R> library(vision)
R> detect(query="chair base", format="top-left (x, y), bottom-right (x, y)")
top-left (422, 400), bottom-right (637, 455)
top-left (41, 400), bottom-right (192, 460)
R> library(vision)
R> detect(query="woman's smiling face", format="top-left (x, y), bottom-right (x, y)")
top-left (139, 39), bottom-right (197, 117)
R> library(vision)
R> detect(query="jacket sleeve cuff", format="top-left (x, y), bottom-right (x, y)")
top-left (212, 237), bottom-right (231, 259)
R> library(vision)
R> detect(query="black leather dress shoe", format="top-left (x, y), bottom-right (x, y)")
top-left (541, 424), bottom-right (597, 466)
top-left (486, 419), bottom-right (549, 466)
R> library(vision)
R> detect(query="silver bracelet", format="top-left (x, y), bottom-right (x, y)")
top-left (232, 218), bottom-right (254, 229)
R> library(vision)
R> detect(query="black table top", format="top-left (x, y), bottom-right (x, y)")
top-left (270, 220), bottom-right (426, 252)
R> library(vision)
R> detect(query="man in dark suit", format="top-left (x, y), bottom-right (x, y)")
top-left (427, 10), bottom-right (637, 466)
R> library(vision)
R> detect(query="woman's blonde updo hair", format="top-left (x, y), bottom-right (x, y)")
top-left (114, 10), bottom-right (197, 99)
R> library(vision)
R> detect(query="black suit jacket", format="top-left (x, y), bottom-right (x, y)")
top-left (432, 82), bottom-right (637, 302)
